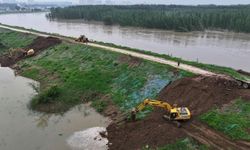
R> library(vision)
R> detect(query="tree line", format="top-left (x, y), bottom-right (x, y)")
top-left (47, 5), bottom-right (250, 32)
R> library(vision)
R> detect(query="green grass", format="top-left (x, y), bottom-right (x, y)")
top-left (200, 99), bottom-right (250, 140)
top-left (91, 100), bottom-right (108, 112)
top-left (31, 85), bottom-right (62, 106)
top-left (19, 42), bottom-right (192, 113)
top-left (0, 28), bottom-right (35, 54)
top-left (142, 138), bottom-right (207, 150)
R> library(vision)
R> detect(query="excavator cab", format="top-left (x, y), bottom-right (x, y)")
top-left (169, 107), bottom-right (191, 120)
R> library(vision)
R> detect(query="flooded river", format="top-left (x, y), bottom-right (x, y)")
top-left (0, 67), bottom-right (109, 150)
top-left (0, 12), bottom-right (249, 71)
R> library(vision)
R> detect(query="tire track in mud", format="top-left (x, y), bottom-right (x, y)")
top-left (182, 121), bottom-right (250, 150)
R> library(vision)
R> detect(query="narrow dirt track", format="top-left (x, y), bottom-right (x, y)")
top-left (0, 24), bottom-right (215, 76)
top-left (183, 121), bottom-right (250, 150)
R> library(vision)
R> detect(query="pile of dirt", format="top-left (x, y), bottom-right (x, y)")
top-left (25, 36), bottom-right (61, 52)
top-left (107, 75), bottom-right (250, 150)
top-left (158, 75), bottom-right (241, 116)
top-left (0, 36), bottom-right (61, 67)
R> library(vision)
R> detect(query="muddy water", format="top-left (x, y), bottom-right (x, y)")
top-left (0, 12), bottom-right (250, 71)
top-left (0, 67), bottom-right (109, 150)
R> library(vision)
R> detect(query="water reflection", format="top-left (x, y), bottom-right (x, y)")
top-left (35, 114), bottom-right (51, 128)
top-left (0, 67), bottom-right (109, 150)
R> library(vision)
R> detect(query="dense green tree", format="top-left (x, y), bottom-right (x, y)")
top-left (47, 5), bottom-right (250, 33)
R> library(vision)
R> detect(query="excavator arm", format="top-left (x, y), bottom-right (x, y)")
top-left (135, 99), bottom-right (173, 112)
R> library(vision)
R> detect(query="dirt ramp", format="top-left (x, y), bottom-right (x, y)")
top-left (158, 75), bottom-right (239, 116)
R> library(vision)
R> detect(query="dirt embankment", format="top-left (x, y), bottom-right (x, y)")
top-left (107, 75), bottom-right (250, 150)
top-left (0, 36), bottom-right (61, 67)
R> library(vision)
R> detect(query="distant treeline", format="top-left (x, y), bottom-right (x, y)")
top-left (48, 5), bottom-right (250, 32)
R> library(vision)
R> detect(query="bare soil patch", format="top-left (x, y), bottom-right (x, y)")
top-left (25, 36), bottom-right (61, 52)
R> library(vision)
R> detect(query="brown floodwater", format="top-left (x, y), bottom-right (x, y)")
top-left (0, 12), bottom-right (249, 71)
top-left (0, 67), bottom-right (109, 150)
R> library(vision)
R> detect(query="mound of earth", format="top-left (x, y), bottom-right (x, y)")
top-left (25, 36), bottom-right (61, 52)
top-left (158, 75), bottom-right (240, 116)
top-left (107, 75), bottom-right (250, 150)
top-left (0, 36), bottom-right (61, 67)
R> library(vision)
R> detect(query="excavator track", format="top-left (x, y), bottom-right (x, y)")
top-left (162, 115), bottom-right (181, 128)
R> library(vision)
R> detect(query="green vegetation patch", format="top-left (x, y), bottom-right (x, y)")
top-left (0, 28), bottom-right (35, 54)
top-left (48, 5), bottom-right (250, 33)
top-left (31, 85), bottom-right (62, 106)
top-left (19, 42), bottom-right (192, 113)
top-left (200, 99), bottom-right (250, 140)
top-left (143, 138), bottom-right (207, 150)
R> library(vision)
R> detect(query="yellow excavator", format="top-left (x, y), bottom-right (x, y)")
top-left (131, 99), bottom-right (191, 127)
top-left (75, 35), bottom-right (89, 43)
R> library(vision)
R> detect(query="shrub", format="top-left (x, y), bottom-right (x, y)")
top-left (32, 85), bottom-right (61, 106)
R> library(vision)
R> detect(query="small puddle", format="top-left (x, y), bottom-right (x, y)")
top-left (0, 67), bottom-right (110, 150)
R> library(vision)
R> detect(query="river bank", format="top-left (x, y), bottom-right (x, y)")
top-left (1, 12), bottom-right (250, 71)
top-left (1, 23), bottom-right (249, 82)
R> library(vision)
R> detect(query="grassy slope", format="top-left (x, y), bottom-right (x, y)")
top-left (19, 42), bottom-right (193, 113)
top-left (156, 138), bottom-right (207, 150)
top-left (0, 28), bottom-right (35, 54)
top-left (200, 99), bottom-right (250, 140)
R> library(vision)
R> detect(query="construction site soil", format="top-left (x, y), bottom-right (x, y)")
top-left (107, 75), bottom-right (250, 150)
top-left (0, 36), bottom-right (61, 67)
